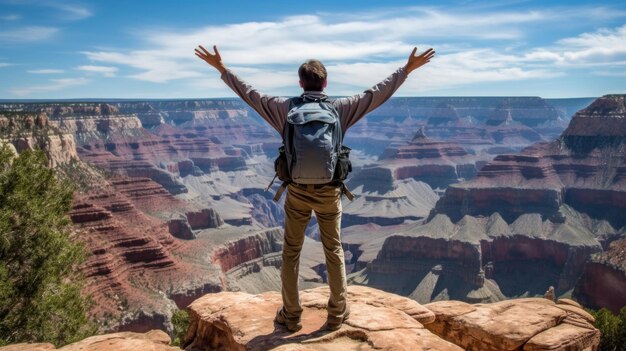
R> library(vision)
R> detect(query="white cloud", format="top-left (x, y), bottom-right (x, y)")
top-left (50, 3), bottom-right (92, 20)
top-left (522, 25), bottom-right (626, 68)
top-left (0, 62), bottom-right (14, 68)
top-left (81, 7), bottom-right (555, 86)
top-left (78, 6), bottom-right (626, 96)
top-left (0, 26), bottom-right (58, 42)
top-left (3, 1), bottom-right (92, 20)
top-left (10, 77), bottom-right (90, 96)
top-left (28, 69), bottom-right (65, 74)
top-left (1, 14), bottom-right (21, 21)
top-left (76, 65), bottom-right (118, 77)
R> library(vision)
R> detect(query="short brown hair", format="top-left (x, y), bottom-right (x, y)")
top-left (298, 59), bottom-right (327, 91)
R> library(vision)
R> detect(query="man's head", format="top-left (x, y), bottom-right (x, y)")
top-left (298, 59), bottom-right (327, 91)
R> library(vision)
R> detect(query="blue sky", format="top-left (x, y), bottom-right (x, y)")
top-left (1, 0), bottom-right (625, 99)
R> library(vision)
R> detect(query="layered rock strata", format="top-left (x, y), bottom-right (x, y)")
top-left (573, 235), bottom-right (626, 314)
top-left (350, 210), bottom-right (602, 304)
top-left (343, 167), bottom-right (438, 226)
top-left (432, 95), bottom-right (626, 229)
top-left (377, 127), bottom-right (488, 189)
top-left (344, 96), bottom-right (567, 157)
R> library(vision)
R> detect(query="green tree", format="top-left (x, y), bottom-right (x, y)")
top-left (0, 145), bottom-right (95, 346)
top-left (590, 307), bottom-right (626, 351)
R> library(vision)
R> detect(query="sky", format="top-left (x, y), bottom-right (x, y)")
top-left (0, 0), bottom-right (625, 99)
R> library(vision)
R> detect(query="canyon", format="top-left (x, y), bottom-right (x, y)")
top-left (1, 94), bottom-right (622, 338)
top-left (346, 95), bottom-right (626, 312)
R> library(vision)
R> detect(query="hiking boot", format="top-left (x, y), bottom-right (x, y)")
top-left (274, 307), bottom-right (302, 332)
top-left (324, 308), bottom-right (350, 331)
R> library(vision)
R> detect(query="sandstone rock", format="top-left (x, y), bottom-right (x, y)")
top-left (524, 324), bottom-right (600, 351)
top-left (0, 331), bottom-right (178, 351)
top-left (184, 286), bottom-right (461, 351)
top-left (0, 344), bottom-right (55, 351)
top-left (424, 298), bottom-right (600, 351)
top-left (544, 286), bottom-right (556, 302)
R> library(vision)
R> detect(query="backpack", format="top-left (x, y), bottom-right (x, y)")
top-left (268, 95), bottom-right (353, 201)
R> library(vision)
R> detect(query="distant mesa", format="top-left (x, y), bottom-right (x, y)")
top-left (377, 126), bottom-right (485, 190)
top-left (427, 103), bottom-right (460, 125)
top-left (432, 94), bottom-right (626, 228)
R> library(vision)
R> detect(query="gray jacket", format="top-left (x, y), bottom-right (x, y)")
top-left (220, 67), bottom-right (408, 135)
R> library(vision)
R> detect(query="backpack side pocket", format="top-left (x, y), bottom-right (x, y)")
top-left (334, 145), bottom-right (352, 181)
top-left (275, 146), bottom-right (291, 182)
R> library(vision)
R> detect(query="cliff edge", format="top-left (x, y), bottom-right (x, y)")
top-left (0, 286), bottom-right (599, 350)
top-left (181, 285), bottom-right (598, 351)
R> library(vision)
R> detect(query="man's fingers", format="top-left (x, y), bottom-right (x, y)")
top-left (420, 49), bottom-right (435, 59)
top-left (410, 47), bottom-right (417, 57)
top-left (198, 45), bottom-right (211, 56)
top-left (213, 45), bottom-right (221, 59)
top-left (420, 48), bottom-right (435, 57)
top-left (194, 52), bottom-right (208, 62)
top-left (194, 48), bottom-right (206, 57)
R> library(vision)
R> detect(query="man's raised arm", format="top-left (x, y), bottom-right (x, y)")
top-left (195, 45), bottom-right (288, 134)
top-left (335, 47), bottom-right (435, 132)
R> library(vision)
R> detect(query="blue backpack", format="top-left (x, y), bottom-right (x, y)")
top-left (269, 95), bottom-right (352, 201)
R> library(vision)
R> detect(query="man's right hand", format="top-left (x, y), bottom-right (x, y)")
top-left (404, 47), bottom-right (435, 75)
top-left (195, 45), bottom-right (227, 75)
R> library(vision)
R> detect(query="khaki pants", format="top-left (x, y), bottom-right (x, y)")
top-left (281, 183), bottom-right (348, 321)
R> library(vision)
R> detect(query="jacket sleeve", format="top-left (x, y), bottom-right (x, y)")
top-left (333, 67), bottom-right (408, 132)
top-left (221, 69), bottom-right (289, 135)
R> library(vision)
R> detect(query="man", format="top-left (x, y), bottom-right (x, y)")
top-left (195, 45), bottom-right (435, 332)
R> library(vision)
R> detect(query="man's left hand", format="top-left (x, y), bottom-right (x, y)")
top-left (404, 47), bottom-right (435, 75)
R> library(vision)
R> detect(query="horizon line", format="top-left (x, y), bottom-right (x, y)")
top-left (0, 95), bottom-right (602, 103)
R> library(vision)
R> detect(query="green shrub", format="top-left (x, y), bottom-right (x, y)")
top-left (0, 145), bottom-right (96, 346)
top-left (589, 307), bottom-right (626, 351)
top-left (171, 309), bottom-right (190, 347)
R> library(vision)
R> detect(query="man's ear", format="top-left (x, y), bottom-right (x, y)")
top-left (299, 80), bottom-right (304, 89)
top-left (322, 80), bottom-right (327, 89)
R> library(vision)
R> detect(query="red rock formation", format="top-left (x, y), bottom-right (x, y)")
top-left (181, 286), bottom-right (599, 351)
top-left (433, 95), bottom-right (626, 228)
top-left (0, 112), bottom-right (79, 166)
top-left (352, 212), bottom-right (602, 305)
top-left (343, 96), bottom-right (564, 157)
top-left (186, 208), bottom-right (223, 229)
top-left (343, 167), bottom-right (438, 226)
top-left (184, 286), bottom-right (459, 351)
top-left (426, 297), bottom-right (599, 350)
top-left (420, 95), bottom-right (626, 312)
top-left (167, 218), bottom-right (195, 240)
top-left (574, 236), bottom-right (626, 314)
top-left (211, 228), bottom-right (282, 273)
top-left (378, 127), bottom-right (486, 189)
